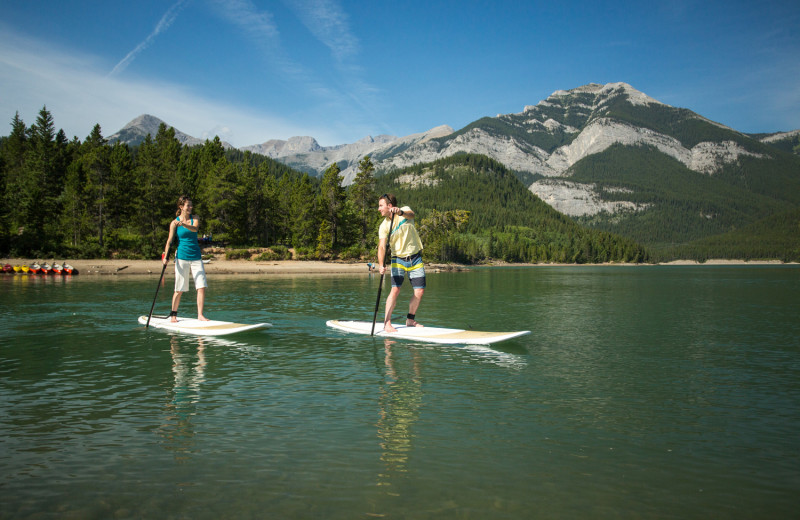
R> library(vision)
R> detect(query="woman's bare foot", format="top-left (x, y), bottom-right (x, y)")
top-left (198, 315), bottom-right (210, 321)
top-left (406, 319), bottom-right (423, 327)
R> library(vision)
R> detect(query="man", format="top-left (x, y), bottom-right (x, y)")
top-left (377, 193), bottom-right (425, 332)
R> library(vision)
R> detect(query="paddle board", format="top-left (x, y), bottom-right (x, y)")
top-left (326, 319), bottom-right (530, 345)
top-left (138, 315), bottom-right (271, 336)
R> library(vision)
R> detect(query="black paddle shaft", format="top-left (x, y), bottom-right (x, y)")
top-left (371, 212), bottom-right (395, 335)
top-left (146, 251), bottom-right (170, 328)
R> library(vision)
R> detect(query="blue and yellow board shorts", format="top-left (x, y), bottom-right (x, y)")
top-left (391, 252), bottom-right (426, 289)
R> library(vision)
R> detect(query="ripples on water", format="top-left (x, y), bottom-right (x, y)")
top-left (1, 267), bottom-right (799, 519)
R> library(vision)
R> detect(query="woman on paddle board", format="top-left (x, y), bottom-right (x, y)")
top-left (163, 196), bottom-right (209, 323)
top-left (377, 193), bottom-right (425, 333)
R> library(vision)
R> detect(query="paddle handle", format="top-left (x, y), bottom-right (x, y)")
top-left (146, 252), bottom-right (169, 328)
top-left (371, 212), bottom-right (395, 336)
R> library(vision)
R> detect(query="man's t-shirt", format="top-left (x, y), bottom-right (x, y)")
top-left (378, 206), bottom-right (424, 257)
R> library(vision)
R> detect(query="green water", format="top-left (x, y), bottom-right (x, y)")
top-left (1, 266), bottom-right (799, 519)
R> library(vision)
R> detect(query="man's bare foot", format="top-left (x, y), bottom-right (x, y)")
top-left (384, 323), bottom-right (398, 333)
top-left (406, 319), bottom-right (423, 327)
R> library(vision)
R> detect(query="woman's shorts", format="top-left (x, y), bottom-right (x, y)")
top-left (174, 259), bottom-right (208, 292)
top-left (390, 253), bottom-right (425, 289)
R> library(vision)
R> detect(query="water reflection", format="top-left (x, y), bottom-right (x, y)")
top-left (376, 339), bottom-right (423, 489)
top-left (156, 335), bottom-right (206, 461)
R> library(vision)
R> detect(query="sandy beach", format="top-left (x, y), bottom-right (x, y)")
top-left (2, 257), bottom-right (791, 276)
top-left (2, 258), bottom-right (378, 276)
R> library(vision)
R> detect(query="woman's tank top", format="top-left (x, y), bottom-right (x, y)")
top-left (175, 216), bottom-right (202, 261)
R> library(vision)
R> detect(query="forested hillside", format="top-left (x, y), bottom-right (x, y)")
top-left (2, 107), bottom-right (794, 264)
top-left (0, 108), bottom-right (365, 260)
top-left (374, 154), bottom-right (648, 264)
top-left (570, 144), bottom-right (800, 261)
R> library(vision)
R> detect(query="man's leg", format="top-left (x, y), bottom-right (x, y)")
top-left (384, 287), bottom-right (401, 332)
top-left (406, 288), bottom-right (424, 327)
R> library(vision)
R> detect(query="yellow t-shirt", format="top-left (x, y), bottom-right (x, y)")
top-left (379, 206), bottom-right (424, 257)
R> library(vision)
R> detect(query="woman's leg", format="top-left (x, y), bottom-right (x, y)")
top-left (171, 291), bottom-right (183, 322)
top-left (197, 287), bottom-right (208, 321)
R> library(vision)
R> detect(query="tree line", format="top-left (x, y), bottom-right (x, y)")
top-left (1, 107), bottom-right (650, 264)
top-left (0, 107), bottom-right (386, 260)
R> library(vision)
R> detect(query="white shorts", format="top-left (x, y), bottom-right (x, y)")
top-left (174, 259), bottom-right (208, 292)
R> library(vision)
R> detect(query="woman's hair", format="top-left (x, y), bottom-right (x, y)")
top-left (379, 193), bottom-right (398, 207)
top-left (176, 195), bottom-right (192, 216)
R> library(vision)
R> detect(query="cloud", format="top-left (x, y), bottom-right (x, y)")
top-left (0, 27), bottom-right (321, 146)
top-left (208, 0), bottom-right (387, 135)
top-left (284, 0), bottom-right (359, 62)
top-left (110, 0), bottom-right (191, 76)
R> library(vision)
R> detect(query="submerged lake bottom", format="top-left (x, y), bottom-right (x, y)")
top-left (1, 265), bottom-right (799, 519)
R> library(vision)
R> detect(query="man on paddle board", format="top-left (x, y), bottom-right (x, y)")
top-left (377, 193), bottom-right (425, 333)
top-left (163, 196), bottom-right (209, 323)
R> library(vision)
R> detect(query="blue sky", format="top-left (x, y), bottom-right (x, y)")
top-left (1, 0), bottom-right (798, 147)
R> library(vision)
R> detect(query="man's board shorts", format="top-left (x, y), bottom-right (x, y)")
top-left (390, 252), bottom-right (425, 289)
top-left (174, 259), bottom-right (208, 292)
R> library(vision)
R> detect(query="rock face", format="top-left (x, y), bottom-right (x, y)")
top-left (363, 82), bottom-right (774, 216)
top-left (109, 82), bottom-right (796, 218)
top-left (107, 114), bottom-right (234, 149)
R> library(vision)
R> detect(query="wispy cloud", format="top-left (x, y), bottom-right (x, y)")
top-left (282, 0), bottom-right (387, 131)
top-left (208, 0), bottom-right (308, 80)
top-left (0, 27), bottom-right (321, 146)
top-left (284, 0), bottom-right (358, 62)
top-left (109, 0), bottom-right (190, 76)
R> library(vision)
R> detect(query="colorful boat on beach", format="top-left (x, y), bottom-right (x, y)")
top-left (53, 262), bottom-right (63, 274)
top-left (29, 262), bottom-right (41, 274)
top-left (63, 263), bottom-right (74, 275)
top-left (42, 262), bottom-right (53, 274)
top-left (3, 263), bottom-right (12, 274)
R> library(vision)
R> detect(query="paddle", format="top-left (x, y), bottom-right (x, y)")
top-left (371, 212), bottom-right (396, 336)
top-left (146, 250), bottom-right (170, 328)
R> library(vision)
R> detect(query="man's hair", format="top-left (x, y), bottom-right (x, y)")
top-left (379, 193), bottom-right (398, 207)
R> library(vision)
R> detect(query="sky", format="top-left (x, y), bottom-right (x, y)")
top-left (1, 0), bottom-right (798, 148)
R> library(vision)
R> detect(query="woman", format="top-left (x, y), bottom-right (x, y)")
top-left (163, 196), bottom-right (208, 323)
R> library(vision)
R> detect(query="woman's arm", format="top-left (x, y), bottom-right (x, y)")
top-left (179, 215), bottom-right (200, 233)
top-left (163, 220), bottom-right (177, 264)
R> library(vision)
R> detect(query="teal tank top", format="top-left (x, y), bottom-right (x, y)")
top-left (175, 216), bottom-right (202, 261)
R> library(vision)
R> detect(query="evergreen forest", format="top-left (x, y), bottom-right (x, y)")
top-left (1, 107), bottom-right (796, 264)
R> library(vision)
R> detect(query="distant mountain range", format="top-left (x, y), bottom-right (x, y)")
top-left (109, 82), bottom-right (800, 249)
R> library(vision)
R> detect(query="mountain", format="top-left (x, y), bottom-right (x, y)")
top-left (358, 82), bottom-right (800, 254)
top-left (754, 129), bottom-right (800, 155)
top-left (107, 114), bottom-right (234, 149)
top-left (240, 125), bottom-right (454, 182)
top-left (108, 83), bottom-right (799, 256)
top-left (372, 153), bottom-right (648, 264)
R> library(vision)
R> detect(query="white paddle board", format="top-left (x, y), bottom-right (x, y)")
top-left (326, 319), bottom-right (529, 345)
top-left (139, 315), bottom-right (271, 336)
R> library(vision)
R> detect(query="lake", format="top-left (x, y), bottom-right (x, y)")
top-left (1, 265), bottom-right (799, 519)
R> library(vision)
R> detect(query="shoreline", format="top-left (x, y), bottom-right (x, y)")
top-left (1, 258), bottom-right (794, 276)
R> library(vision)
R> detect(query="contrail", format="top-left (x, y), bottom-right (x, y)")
top-left (110, 0), bottom-right (190, 76)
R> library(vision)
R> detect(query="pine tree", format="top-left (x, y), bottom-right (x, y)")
top-left (348, 155), bottom-right (376, 247)
top-left (317, 162), bottom-right (346, 249)
top-left (290, 174), bottom-right (317, 248)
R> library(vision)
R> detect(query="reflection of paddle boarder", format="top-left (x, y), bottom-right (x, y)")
top-left (377, 339), bottom-right (422, 486)
top-left (163, 196), bottom-right (209, 323)
top-left (377, 194), bottom-right (425, 333)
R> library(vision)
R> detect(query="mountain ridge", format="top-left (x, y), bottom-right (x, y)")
top-left (108, 82), bottom-right (799, 233)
